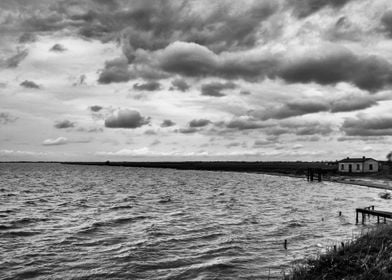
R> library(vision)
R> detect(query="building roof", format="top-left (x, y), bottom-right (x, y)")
top-left (339, 157), bottom-right (377, 163)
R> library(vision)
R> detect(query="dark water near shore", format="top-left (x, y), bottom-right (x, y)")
top-left (0, 163), bottom-right (390, 279)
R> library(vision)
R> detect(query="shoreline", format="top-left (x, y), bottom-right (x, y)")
top-left (4, 160), bottom-right (392, 190)
top-left (328, 177), bottom-right (392, 191)
top-left (258, 171), bottom-right (392, 191)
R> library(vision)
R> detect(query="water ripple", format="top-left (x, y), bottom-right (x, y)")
top-left (0, 163), bottom-right (390, 279)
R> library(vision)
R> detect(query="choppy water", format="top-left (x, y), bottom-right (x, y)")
top-left (0, 163), bottom-right (391, 279)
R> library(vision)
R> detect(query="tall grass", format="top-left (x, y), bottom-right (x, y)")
top-left (284, 224), bottom-right (392, 280)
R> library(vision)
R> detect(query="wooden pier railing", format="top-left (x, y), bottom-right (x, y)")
top-left (356, 206), bottom-right (392, 224)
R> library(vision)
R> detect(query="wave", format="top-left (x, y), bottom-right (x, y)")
top-left (166, 258), bottom-right (237, 279)
top-left (196, 245), bottom-right (244, 256)
top-left (77, 215), bottom-right (151, 234)
top-left (287, 222), bottom-right (305, 228)
top-left (0, 224), bottom-right (12, 230)
top-left (0, 209), bottom-right (15, 214)
top-left (1, 230), bottom-right (42, 237)
top-left (146, 232), bottom-right (226, 245)
top-left (110, 204), bottom-right (134, 210)
top-left (0, 217), bottom-right (47, 231)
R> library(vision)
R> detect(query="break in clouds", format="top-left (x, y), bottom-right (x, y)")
top-left (1, 0), bottom-right (392, 160)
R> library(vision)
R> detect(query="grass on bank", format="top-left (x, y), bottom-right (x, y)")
top-left (285, 224), bottom-right (392, 280)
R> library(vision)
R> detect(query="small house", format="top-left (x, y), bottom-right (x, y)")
top-left (338, 157), bottom-right (379, 173)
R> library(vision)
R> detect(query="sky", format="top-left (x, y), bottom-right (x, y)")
top-left (1, 0), bottom-right (392, 162)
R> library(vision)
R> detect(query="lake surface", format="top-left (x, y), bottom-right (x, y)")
top-left (0, 163), bottom-right (390, 279)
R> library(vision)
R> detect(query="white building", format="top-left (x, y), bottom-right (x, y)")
top-left (338, 157), bottom-right (379, 173)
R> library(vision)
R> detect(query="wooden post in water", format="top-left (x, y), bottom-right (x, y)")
top-left (378, 216), bottom-right (380, 224)
top-left (307, 168), bottom-right (310, 181)
top-left (317, 169), bottom-right (322, 182)
top-left (310, 169), bottom-right (314, 181)
top-left (384, 217), bottom-right (387, 224)
top-left (356, 210), bottom-right (359, 224)
top-left (362, 212), bottom-right (365, 224)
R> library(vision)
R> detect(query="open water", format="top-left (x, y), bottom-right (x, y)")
top-left (0, 163), bottom-right (391, 279)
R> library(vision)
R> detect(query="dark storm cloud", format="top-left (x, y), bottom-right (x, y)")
top-left (0, 1), bottom-right (66, 33)
top-left (262, 121), bottom-right (334, 136)
top-left (5, 49), bottom-right (28, 68)
top-left (50, 43), bottom-right (67, 52)
top-left (253, 95), bottom-right (378, 121)
top-left (201, 82), bottom-right (237, 97)
top-left (89, 105), bottom-right (103, 112)
top-left (381, 11), bottom-right (392, 37)
top-left (5, 0), bottom-right (391, 93)
top-left (129, 63), bottom-right (170, 81)
top-left (20, 80), bottom-right (40, 89)
top-left (217, 115), bottom-right (335, 136)
top-left (21, 13), bottom-right (67, 33)
top-left (189, 119), bottom-right (211, 128)
top-left (182, 1), bottom-right (278, 53)
top-left (0, 112), bottom-right (17, 125)
top-left (224, 119), bottom-right (269, 130)
top-left (157, 41), bottom-right (392, 92)
top-left (2, 0), bottom-right (275, 56)
top-left (254, 100), bottom-right (329, 120)
top-left (325, 16), bottom-right (362, 42)
top-left (116, 0), bottom-right (279, 57)
top-left (288, 0), bottom-right (352, 18)
top-left (253, 139), bottom-right (275, 147)
top-left (278, 48), bottom-right (392, 92)
top-left (171, 78), bottom-right (190, 92)
top-left (330, 96), bottom-right (377, 113)
top-left (157, 41), bottom-right (278, 80)
top-left (158, 42), bottom-right (218, 77)
top-left (54, 120), bottom-right (75, 129)
top-left (19, 33), bottom-right (36, 43)
top-left (341, 116), bottom-right (392, 136)
top-left (337, 136), bottom-right (385, 142)
top-left (104, 109), bottom-right (150, 128)
top-left (226, 142), bottom-right (242, 148)
top-left (98, 57), bottom-right (133, 84)
top-left (221, 119), bottom-right (334, 137)
top-left (178, 127), bottom-right (198, 134)
top-left (133, 81), bottom-right (161, 91)
top-left (160, 119), bottom-right (176, 128)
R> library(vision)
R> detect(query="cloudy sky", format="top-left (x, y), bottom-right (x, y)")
top-left (1, 0), bottom-right (392, 161)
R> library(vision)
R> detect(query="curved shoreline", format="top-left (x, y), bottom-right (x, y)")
top-left (328, 177), bottom-right (392, 191)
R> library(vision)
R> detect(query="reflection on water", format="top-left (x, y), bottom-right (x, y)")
top-left (0, 163), bottom-right (390, 279)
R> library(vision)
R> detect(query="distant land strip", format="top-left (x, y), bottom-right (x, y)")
top-left (61, 161), bottom-right (338, 176)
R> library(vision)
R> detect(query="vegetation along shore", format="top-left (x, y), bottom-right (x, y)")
top-left (286, 224), bottom-right (392, 280)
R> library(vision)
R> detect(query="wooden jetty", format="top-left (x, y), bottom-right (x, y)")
top-left (307, 168), bottom-right (323, 182)
top-left (356, 206), bottom-right (392, 224)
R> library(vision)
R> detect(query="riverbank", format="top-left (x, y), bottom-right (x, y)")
top-left (61, 160), bottom-right (392, 190)
top-left (286, 224), bottom-right (392, 280)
